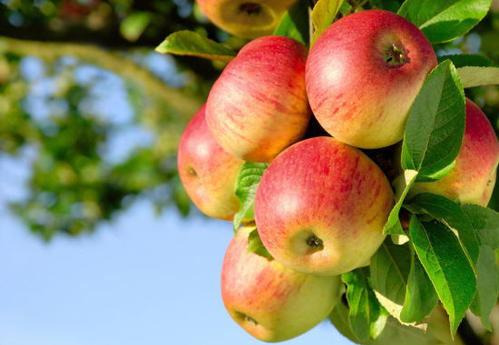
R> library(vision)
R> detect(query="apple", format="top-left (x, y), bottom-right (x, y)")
top-left (306, 10), bottom-right (437, 149)
top-left (196, 0), bottom-right (297, 38)
top-left (206, 36), bottom-right (311, 163)
top-left (410, 99), bottom-right (499, 206)
top-left (177, 104), bottom-right (244, 220)
top-left (254, 137), bottom-right (394, 276)
top-left (221, 225), bottom-right (341, 342)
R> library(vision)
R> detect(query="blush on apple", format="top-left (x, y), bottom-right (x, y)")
top-left (254, 137), bottom-right (394, 276)
top-left (221, 225), bottom-right (341, 342)
top-left (177, 105), bottom-right (244, 220)
top-left (206, 36), bottom-right (311, 163)
top-left (306, 9), bottom-right (437, 149)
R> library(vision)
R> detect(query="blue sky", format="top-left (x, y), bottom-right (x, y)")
top-left (0, 197), bottom-right (353, 345)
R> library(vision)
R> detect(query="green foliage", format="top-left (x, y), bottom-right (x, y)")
top-left (274, 0), bottom-right (310, 46)
top-left (400, 251), bottom-right (438, 323)
top-left (437, 54), bottom-right (493, 67)
top-left (457, 66), bottom-right (499, 88)
top-left (156, 30), bottom-right (236, 62)
top-left (311, 0), bottom-right (344, 45)
top-left (408, 216), bottom-right (476, 335)
top-left (401, 60), bottom-right (466, 180)
top-left (408, 193), bottom-right (480, 265)
top-left (233, 162), bottom-right (268, 231)
top-left (247, 228), bottom-right (273, 259)
top-left (383, 169), bottom-right (418, 235)
top-left (398, 0), bottom-right (491, 43)
top-left (370, 241), bottom-right (411, 307)
top-left (342, 268), bottom-right (389, 341)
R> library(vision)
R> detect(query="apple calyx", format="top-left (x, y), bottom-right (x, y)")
top-left (234, 311), bottom-right (259, 325)
top-left (385, 43), bottom-right (409, 67)
top-left (306, 234), bottom-right (324, 251)
top-left (186, 166), bottom-right (198, 178)
top-left (239, 3), bottom-right (261, 15)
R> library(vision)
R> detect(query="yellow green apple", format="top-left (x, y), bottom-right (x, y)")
top-left (306, 10), bottom-right (437, 149)
top-left (221, 225), bottom-right (341, 342)
top-left (206, 36), bottom-right (310, 163)
top-left (196, 0), bottom-right (297, 38)
top-left (411, 99), bottom-right (499, 206)
top-left (254, 137), bottom-right (394, 276)
top-left (177, 104), bottom-right (244, 220)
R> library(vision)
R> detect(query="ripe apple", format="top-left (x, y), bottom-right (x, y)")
top-left (177, 104), bottom-right (244, 220)
top-left (254, 137), bottom-right (394, 276)
top-left (410, 99), bottom-right (499, 206)
top-left (196, 0), bottom-right (297, 38)
top-left (206, 36), bottom-right (311, 163)
top-left (221, 225), bottom-right (341, 342)
top-left (306, 10), bottom-right (437, 149)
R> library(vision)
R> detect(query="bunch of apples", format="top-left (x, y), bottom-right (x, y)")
top-left (177, 4), bottom-right (499, 343)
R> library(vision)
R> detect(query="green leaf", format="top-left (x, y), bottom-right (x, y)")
top-left (120, 12), bottom-right (152, 42)
top-left (408, 193), bottom-right (480, 265)
top-left (408, 216), bottom-right (476, 335)
top-left (370, 241), bottom-right (411, 306)
top-left (247, 228), bottom-right (273, 259)
top-left (437, 54), bottom-right (493, 68)
top-left (330, 301), bottom-right (440, 345)
top-left (384, 170), bottom-right (418, 235)
top-left (461, 204), bottom-right (499, 249)
top-left (457, 66), bottom-right (499, 88)
top-left (342, 269), bottom-right (388, 341)
top-left (401, 60), bottom-right (465, 180)
top-left (155, 30), bottom-right (236, 62)
top-left (329, 301), bottom-right (362, 343)
top-left (273, 0), bottom-right (310, 46)
top-left (233, 162), bottom-right (268, 231)
top-left (400, 251), bottom-right (439, 323)
top-left (398, 0), bottom-right (491, 43)
top-left (470, 245), bottom-right (499, 330)
top-left (311, 0), bottom-right (344, 45)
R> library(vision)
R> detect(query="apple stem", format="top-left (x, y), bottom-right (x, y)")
top-left (239, 3), bottom-right (262, 16)
top-left (385, 43), bottom-right (408, 67)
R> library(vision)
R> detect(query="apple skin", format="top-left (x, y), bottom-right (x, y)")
top-left (206, 36), bottom-right (311, 163)
top-left (411, 99), bottom-right (499, 206)
top-left (196, 0), bottom-right (297, 38)
top-left (306, 10), bottom-right (437, 149)
top-left (221, 225), bottom-right (341, 342)
top-left (177, 104), bottom-right (244, 220)
top-left (254, 137), bottom-right (394, 276)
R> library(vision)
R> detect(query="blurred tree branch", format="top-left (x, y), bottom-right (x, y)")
top-left (0, 36), bottom-right (203, 118)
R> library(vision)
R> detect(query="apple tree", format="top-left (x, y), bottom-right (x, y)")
top-left (163, 0), bottom-right (499, 344)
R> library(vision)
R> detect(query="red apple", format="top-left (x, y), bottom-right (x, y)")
top-left (221, 225), bottom-right (341, 342)
top-left (306, 10), bottom-right (437, 149)
top-left (196, 0), bottom-right (297, 38)
top-left (177, 105), bottom-right (244, 220)
top-left (206, 36), bottom-right (311, 163)
top-left (254, 137), bottom-right (394, 276)
top-left (411, 99), bottom-right (499, 206)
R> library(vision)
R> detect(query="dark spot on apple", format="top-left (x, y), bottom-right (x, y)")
top-left (187, 166), bottom-right (198, 178)
top-left (306, 234), bottom-right (324, 250)
top-left (234, 311), bottom-right (258, 325)
top-left (385, 43), bottom-right (410, 68)
top-left (239, 2), bottom-right (262, 15)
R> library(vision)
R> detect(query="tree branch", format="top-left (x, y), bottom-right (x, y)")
top-left (0, 36), bottom-right (203, 119)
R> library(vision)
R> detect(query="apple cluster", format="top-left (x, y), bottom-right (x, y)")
top-left (177, 9), bottom-right (499, 343)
